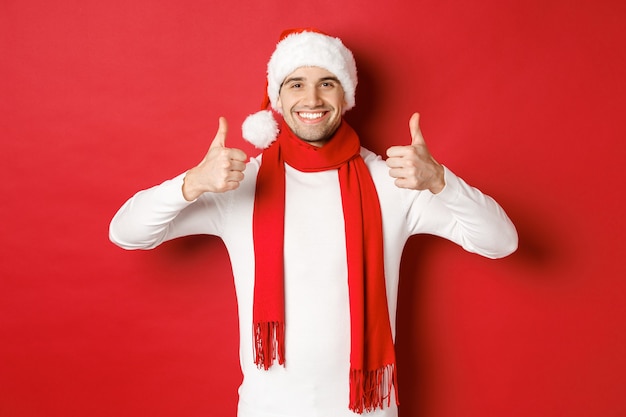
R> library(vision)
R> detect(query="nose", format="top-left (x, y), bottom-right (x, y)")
top-left (303, 86), bottom-right (323, 107)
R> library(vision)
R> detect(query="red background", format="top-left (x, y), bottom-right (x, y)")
top-left (2, 0), bottom-right (625, 416)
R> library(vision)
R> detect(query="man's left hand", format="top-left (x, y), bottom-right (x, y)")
top-left (386, 112), bottom-right (445, 194)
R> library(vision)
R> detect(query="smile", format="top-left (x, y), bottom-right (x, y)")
top-left (297, 111), bottom-right (327, 121)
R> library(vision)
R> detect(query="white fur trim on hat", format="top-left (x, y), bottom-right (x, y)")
top-left (241, 30), bottom-right (358, 149)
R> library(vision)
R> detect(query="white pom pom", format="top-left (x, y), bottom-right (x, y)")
top-left (242, 110), bottom-right (279, 149)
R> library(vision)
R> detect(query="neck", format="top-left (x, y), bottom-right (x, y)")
top-left (277, 119), bottom-right (360, 172)
top-left (302, 137), bottom-right (330, 148)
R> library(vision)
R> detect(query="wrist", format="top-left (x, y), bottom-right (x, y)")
top-left (182, 172), bottom-right (201, 201)
top-left (429, 164), bottom-right (446, 194)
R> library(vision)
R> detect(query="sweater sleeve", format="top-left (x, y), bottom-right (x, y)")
top-left (407, 166), bottom-right (518, 259)
top-left (109, 173), bottom-right (227, 250)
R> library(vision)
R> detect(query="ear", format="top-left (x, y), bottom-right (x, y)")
top-left (275, 94), bottom-right (286, 115)
top-left (340, 97), bottom-right (349, 115)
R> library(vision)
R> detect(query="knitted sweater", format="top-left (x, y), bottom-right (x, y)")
top-left (109, 147), bottom-right (518, 417)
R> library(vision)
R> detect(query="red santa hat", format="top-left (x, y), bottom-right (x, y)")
top-left (242, 28), bottom-right (358, 149)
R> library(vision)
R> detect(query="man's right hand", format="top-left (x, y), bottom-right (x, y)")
top-left (182, 117), bottom-right (248, 201)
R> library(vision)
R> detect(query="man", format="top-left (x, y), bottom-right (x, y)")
top-left (110, 29), bottom-right (518, 417)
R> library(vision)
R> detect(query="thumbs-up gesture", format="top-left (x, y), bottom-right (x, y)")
top-left (182, 117), bottom-right (248, 201)
top-left (385, 113), bottom-right (445, 194)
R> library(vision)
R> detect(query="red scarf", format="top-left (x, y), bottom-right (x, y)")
top-left (252, 120), bottom-right (398, 413)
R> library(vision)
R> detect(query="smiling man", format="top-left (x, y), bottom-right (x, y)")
top-left (109, 29), bottom-right (518, 417)
top-left (277, 67), bottom-right (345, 146)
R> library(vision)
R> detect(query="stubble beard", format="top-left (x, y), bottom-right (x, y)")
top-left (286, 113), bottom-right (342, 146)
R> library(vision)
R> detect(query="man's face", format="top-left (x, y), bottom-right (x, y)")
top-left (277, 66), bottom-right (346, 147)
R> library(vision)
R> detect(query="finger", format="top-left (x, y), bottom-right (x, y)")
top-left (385, 154), bottom-right (407, 169)
top-left (409, 112), bottom-right (426, 146)
top-left (210, 117), bottom-right (229, 149)
top-left (387, 167), bottom-right (406, 179)
top-left (221, 171), bottom-right (245, 191)
top-left (227, 159), bottom-right (247, 173)
top-left (386, 145), bottom-right (413, 159)
top-left (229, 147), bottom-right (248, 162)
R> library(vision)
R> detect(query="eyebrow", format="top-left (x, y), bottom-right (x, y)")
top-left (282, 76), bottom-right (341, 86)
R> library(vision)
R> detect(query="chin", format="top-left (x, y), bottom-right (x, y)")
top-left (293, 123), bottom-right (340, 144)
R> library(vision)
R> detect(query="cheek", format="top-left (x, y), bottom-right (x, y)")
top-left (327, 92), bottom-right (346, 112)
top-left (334, 101), bottom-right (346, 115)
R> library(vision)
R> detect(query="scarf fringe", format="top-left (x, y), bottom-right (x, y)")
top-left (253, 321), bottom-right (285, 369)
top-left (349, 363), bottom-right (398, 414)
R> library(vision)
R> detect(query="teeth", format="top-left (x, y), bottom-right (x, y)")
top-left (298, 112), bottom-right (324, 120)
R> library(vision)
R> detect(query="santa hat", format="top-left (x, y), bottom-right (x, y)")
top-left (241, 28), bottom-right (358, 149)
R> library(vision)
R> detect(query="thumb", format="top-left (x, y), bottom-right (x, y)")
top-left (209, 117), bottom-right (228, 149)
top-left (409, 112), bottom-right (426, 146)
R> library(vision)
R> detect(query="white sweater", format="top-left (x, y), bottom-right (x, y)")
top-left (110, 148), bottom-right (518, 417)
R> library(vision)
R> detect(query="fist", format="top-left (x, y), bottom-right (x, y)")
top-left (182, 117), bottom-right (248, 201)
